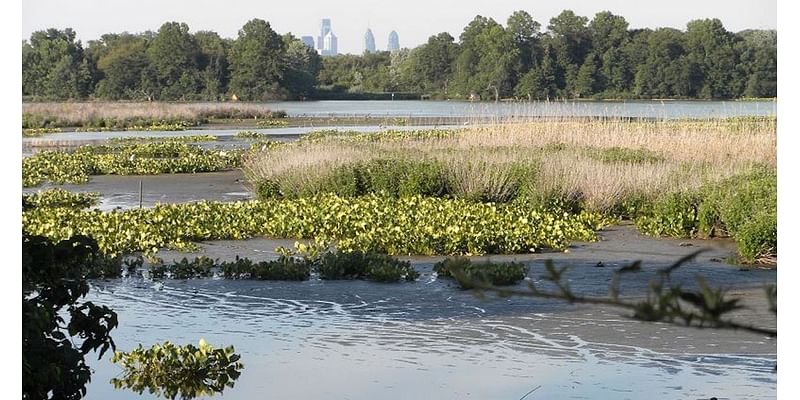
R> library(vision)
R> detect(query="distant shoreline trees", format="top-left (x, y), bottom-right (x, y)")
top-left (22, 11), bottom-right (776, 101)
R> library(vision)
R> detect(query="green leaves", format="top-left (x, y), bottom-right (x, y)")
top-left (434, 257), bottom-right (528, 288)
top-left (111, 340), bottom-right (244, 400)
top-left (23, 194), bottom-right (610, 257)
top-left (22, 234), bottom-right (119, 399)
top-left (23, 142), bottom-right (243, 187)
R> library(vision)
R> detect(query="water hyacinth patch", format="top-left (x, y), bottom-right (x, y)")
top-left (22, 194), bottom-right (612, 257)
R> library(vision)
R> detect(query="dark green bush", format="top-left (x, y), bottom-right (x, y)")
top-left (316, 251), bottom-right (419, 282)
top-left (434, 257), bottom-right (528, 288)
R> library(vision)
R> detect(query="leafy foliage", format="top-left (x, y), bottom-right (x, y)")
top-left (23, 189), bottom-right (99, 211)
top-left (22, 234), bottom-right (119, 399)
top-left (434, 257), bottom-right (528, 288)
top-left (23, 194), bottom-right (611, 257)
top-left (635, 169), bottom-right (776, 263)
top-left (315, 251), bottom-right (419, 282)
top-left (111, 339), bottom-right (243, 400)
top-left (23, 11), bottom-right (775, 101)
top-left (23, 142), bottom-right (242, 187)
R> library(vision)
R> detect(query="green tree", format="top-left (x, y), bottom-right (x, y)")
top-left (229, 19), bottom-right (285, 100)
top-left (634, 28), bottom-right (700, 98)
top-left (574, 52), bottom-right (602, 97)
top-left (22, 28), bottom-right (91, 99)
top-left (280, 34), bottom-right (322, 98)
top-left (736, 30), bottom-right (777, 98)
top-left (685, 18), bottom-right (740, 98)
top-left (146, 22), bottom-right (201, 100)
top-left (514, 42), bottom-right (557, 100)
top-left (93, 35), bottom-right (151, 100)
top-left (547, 10), bottom-right (592, 97)
top-left (452, 16), bottom-right (520, 100)
top-left (506, 10), bottom-right (541, 76)
top-left (407, 32), bottom-right (458, 94)
top-left (195, 31), bottom-right (230, 100)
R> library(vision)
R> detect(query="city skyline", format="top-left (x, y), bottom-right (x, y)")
top-left (23, 0), bottom-right (776, 55)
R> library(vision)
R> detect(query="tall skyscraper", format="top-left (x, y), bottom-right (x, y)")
top-left (317, 18), bottom-right (331, 52)
top-left (301, 36), bottom-right (315, 48)
top-left (364, 28), bottom-right (376, 54)
top-left (317, 18), bottom-right (338, 56)
top-left (323, 31), bottom-right (338, 56)
top-left (388, 30), bottom-right (400, 52)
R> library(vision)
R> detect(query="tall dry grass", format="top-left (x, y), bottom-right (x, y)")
top-left (22, 102), bottom-right (286, 126)
top-left (244, 117), bottom-right (776, 210)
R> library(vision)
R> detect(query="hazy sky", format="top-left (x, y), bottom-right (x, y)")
top-left (22, 0), bottom-right (776, 54)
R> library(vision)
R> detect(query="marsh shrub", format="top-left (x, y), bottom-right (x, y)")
top-left (634, 169), bottom-right (777, 263)
top-left (221, 256), bottom-right (312, 281)
top-left (635, 192), bottom-right (700, 238)
top-left (434, 257), bottom-right (528, 288)
top-left (316, 251), bottom-right (419, 282)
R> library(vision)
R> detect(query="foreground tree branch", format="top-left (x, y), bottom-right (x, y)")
top-left (447, 250), bottom-right (776, 338)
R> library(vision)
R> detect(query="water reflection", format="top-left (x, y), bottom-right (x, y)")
top-left (86, 276), bottom-right (775, 400)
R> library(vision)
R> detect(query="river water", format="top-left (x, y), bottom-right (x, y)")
top-left (80, 224), bottom-right (777, 400)
top-left (206, 99), bottom-right (777, 119)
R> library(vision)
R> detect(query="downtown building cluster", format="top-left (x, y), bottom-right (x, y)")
top-left (300, 19), bottom-right (399, 56)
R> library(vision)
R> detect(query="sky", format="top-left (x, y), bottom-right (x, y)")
top-left (22, 0), bottom-right (776, 54)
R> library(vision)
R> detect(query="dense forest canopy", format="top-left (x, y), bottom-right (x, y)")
top-left (22, 11), bottom-right (777, 101)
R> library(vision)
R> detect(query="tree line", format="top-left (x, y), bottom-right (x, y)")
top-left (22, 10), bottom-right (776, 101)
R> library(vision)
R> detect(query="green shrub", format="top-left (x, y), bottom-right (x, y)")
top-left (316, 251), bottom-right (419, 282)
top-left (434, 257), bottom-right (528, 288)
top-left (635, 192), bottom-right (699, 238)
top-left (221, 256), bottom-right (312, 281)
top-left (735, 211), bottom-right (777, 263)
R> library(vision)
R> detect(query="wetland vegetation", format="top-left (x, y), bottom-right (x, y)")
top-left (22, 116), bottom-right (776, 264)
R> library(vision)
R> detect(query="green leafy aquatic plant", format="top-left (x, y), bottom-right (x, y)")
top-left (23, 127), bottom-right (63, 137)
top-left (110, 339), bottom-right (243, 400)
top-left (235, 130), bottom-right (264, 138)
top-left (220, 256), bottom-right (312, 281)
top-left (108, 135), bottom-right (219, 143)
top-left (23, 194), bottom-right (612, 257)
top-left (23, 142), bottom-right (243, 187)
top-left (23, 189), bottom-right (100, 210)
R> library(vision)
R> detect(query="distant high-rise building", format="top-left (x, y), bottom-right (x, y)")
top-left (317, 18), bottom-right (338, 56)
top-left (317, 18), bottom-right (331, 52)
top-left (388, 30), bottom-right (400, 52)
top-left (323, 31), bottom-right (338, 56)
top-left (301, 36), bottom-right (315, 48)
top-left (364, 28), bottom-right (376, 54)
